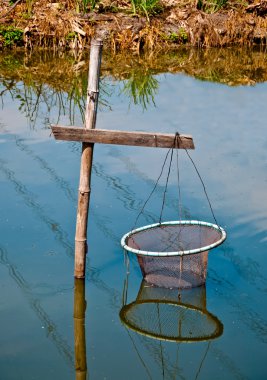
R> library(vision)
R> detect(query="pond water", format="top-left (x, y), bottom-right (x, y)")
top-left (0, 48), bottom-right (267, 380)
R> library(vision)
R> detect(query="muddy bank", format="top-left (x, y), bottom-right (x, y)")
top-left (1, 0), bottom-right (267, 50)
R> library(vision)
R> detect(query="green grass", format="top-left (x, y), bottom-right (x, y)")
top-left (0, 27), bottom-right (24, 47)
top-left (197, 0), bottom-right (228, 13)
top-left (131, 0), bottom-right (163, 20)
top-left (76, 0), bottom-right (99, 12)
top-left (166, 29), bottom-right (188, 43)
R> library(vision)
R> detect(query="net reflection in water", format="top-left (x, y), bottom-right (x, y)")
top-left (120, 282), bottom-right (223, 343)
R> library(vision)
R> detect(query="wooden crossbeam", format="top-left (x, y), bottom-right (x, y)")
top-left (51, 125), bottom-right (195, 149)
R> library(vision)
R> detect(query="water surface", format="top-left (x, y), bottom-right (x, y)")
top-left (0, 48), bottom-right (267, 380)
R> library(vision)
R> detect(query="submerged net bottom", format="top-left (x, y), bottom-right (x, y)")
top-left (137, 251), bottom-right (208, 289)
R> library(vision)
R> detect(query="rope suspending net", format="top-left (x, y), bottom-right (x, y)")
top-left (121, 133), bottom-right (226, 289)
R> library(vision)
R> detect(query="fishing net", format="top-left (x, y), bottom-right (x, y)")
top-left (120, 281), bottom-right (223, 342)
top-left (121, 133), bottom-right (227, 289)
top-left (121, 221), bottom-right (226, 289)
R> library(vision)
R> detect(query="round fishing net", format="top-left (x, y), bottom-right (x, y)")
top-left (121, 221), bottom-right (226, 289)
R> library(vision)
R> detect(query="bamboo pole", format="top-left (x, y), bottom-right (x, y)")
top-left (74, 278), bottom-right (87, 380)
top-left (75, 39), bottom-right (103, 278)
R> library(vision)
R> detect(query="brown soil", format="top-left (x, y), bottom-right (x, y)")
top-left (1, 0), bottom-right (267, 50)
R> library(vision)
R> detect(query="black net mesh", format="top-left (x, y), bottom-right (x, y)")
top-left (126, 223), bottom-right (223, 289)
top-left (137, 252), bottom-right (208, 288)
top-left (127, 224), bottom-right (222, 253)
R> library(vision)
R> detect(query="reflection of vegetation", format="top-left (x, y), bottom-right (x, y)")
top-left (0, 51), bottom-right (89, 127)
top-left (103, 47), bottom-right (267, 86)
top-left (1, 47), bottom-right (267, 126)
top-left (188, 48), bottom-right (267, 85)
top-left (0, 76), bottom-right (87, 128)
top-left (122, 69), bottom-right (159, 110)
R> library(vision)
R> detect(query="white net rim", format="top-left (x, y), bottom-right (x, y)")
top-left (121, 220), bottom-right (226, 257)
top-left (120, 300), bottom-right (224, 343)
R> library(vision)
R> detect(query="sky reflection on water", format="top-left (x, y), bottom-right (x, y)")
top-left (0, 49), bottom-right (267, 380)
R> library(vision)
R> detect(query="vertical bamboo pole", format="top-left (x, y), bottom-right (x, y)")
top-left (75, 39), bottom-right (103, 278)
top-left (74, 278), bottom-right (87, 380)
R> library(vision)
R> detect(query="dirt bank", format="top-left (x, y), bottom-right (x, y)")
top-left (1, 0), bottom-right (267, 50)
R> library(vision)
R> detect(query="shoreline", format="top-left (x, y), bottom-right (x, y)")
top-left (1, 0), bottom-right (267, 51)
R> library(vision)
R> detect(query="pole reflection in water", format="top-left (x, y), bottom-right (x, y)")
top-left (74, 279), bottom-right (87, 380)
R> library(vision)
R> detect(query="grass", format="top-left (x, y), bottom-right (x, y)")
top-left (76, 0), bottom-right (98, 13)
top-left (0, 0), bottom-right (265, 50)
top-left (197, 0), bottom-right (228, 13)
top-left (0, 26), bottom-right (24, 47)
top-left (8, 0), bottom-right (35, 15)
top-left (131, 0), bottom-right (163, 20)
top-left (165, 29), bottom-right (188, 43)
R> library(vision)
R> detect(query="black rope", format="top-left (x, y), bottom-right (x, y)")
top-left (185, 149), bottom-right (219, 226)
top-left (194, 341), bottom-right (211, 380)
top-left (122, 250), bottom-right (130, 306)
top-left (157, 303), bottom-right (166, 380)
top-left (125, 329), bottom-right (153, 380)
top-left (159, 147), bottom-right (174, 224)
top-left (131, 146), bottom-right (173, 231)
top-left (176, 133), bottom-right (220, 228)
top-left (175, 133), bottom-right (183, 221)
top-left (131, 131), bottom-right (220, 231)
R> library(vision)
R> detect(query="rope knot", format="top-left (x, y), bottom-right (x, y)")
top-left (174, 132), bottom-right (180, 149)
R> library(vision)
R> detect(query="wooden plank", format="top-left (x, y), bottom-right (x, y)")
top-left (51, 126), bottom-right (195, 149)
